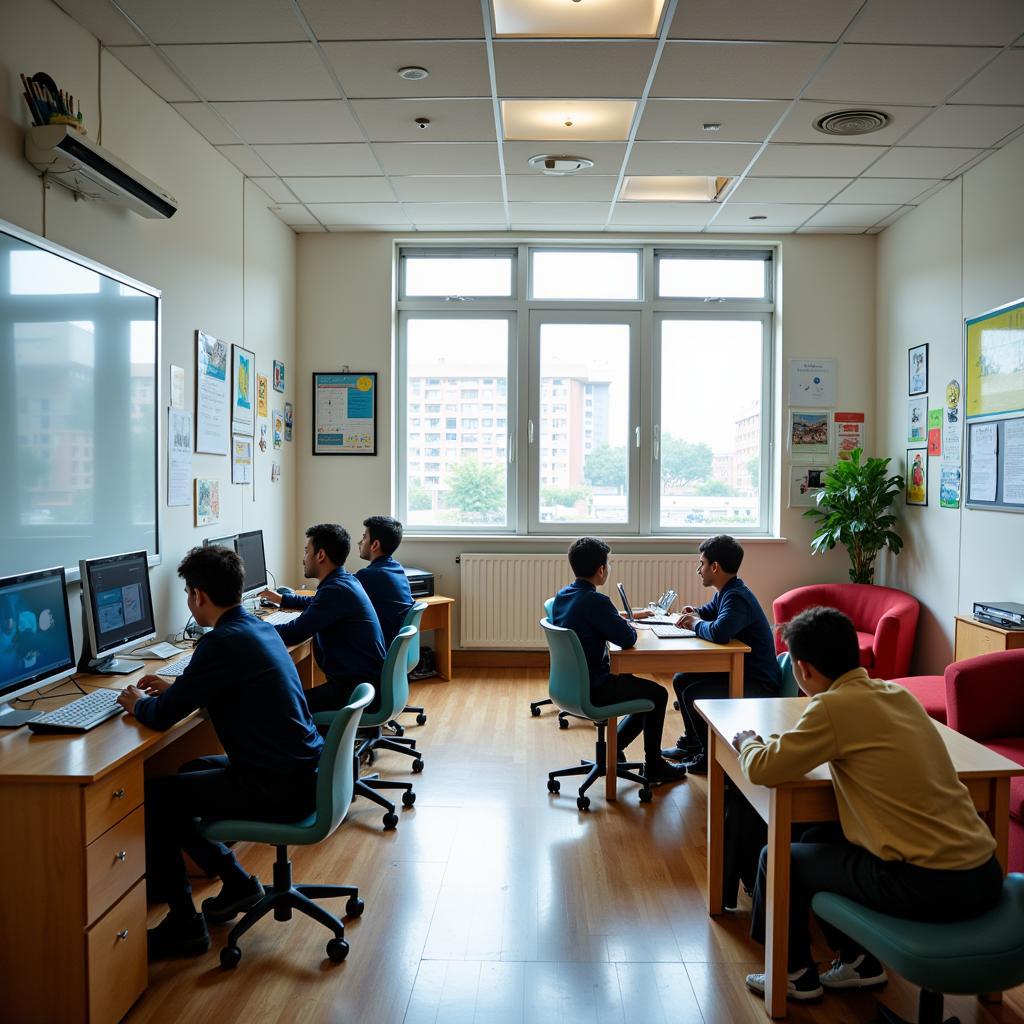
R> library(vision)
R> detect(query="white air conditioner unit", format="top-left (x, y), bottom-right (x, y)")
top-left (25, 124), bottom-right (178, 219)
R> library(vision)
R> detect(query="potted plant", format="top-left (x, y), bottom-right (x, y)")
top-left (803, 448), bottom-right (905, 584)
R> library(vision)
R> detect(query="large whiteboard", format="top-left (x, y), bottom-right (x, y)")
top-left (0, 220), bottom-right (160, 579)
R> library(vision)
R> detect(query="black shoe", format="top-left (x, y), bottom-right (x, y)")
top-left (644, 759), bottom-right (688, 784)
top-left (684, 753), bottom-right (708, 774)
top-left (674, 735), bottom-right (701, 753)
top-left (661, 745), bottom-right (691, 761)
top-left (201, 874), bottom-right (265, 924)
top-left (147, 911), bottom-right (211, 960)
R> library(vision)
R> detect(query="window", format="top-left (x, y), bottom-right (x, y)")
top-left (398, 246), bottom-right (773, 534)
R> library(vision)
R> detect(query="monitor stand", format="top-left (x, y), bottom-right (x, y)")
top-left (89, 657), bottom-right (145, 675)
top-left (0, 702), bottom-right (41, 728)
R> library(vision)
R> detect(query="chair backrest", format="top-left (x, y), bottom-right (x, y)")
top-left (372, 625), bottom-right (417, 723)
top-left (540, 618), bottom-right (591, 718)
top-left (543, 597), bottom-right (555, 619)
top-left (401, 601), bottom-right (428, 674)
top-left (777, 651), bottom-right (800, 697)
top-left (309, 682), bottom-right (374, 843)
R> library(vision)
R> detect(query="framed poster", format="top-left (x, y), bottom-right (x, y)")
top-left (272, 409), bottom-right (284, 448)
top-left (257, 373), bottom-right (268, 418)
top-left (195, 330), bottom-right (229, 455)
top-left (908, 343), bottom-right (928, 396)
top-left (787, 359), bottom-right (837, 408)
top-left (907, 396), bottom-right (927, 444)
top-left (906, 449), bottom-right (927, 506)
top-left (194, 477), bottom-right (221, 526)
top-left (284, 401), bottom-right (294, 442)
top-left (231, 435), bottom-right (253, 484)
top-left (231, 344), bottom-right (255, 436)
top-left (965, 296), bottom-right (1024, 419)
top-left (788, 408), bottom-right (831, 460)
top-left (788, 465), bottom-right (828, 508)
top-left (273, 360), bottom-right (286, 393)
top-left (313, 372), bottom-right (378, 455)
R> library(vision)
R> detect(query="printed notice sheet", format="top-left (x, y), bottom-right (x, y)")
top-left (196, 331), bottom-right (229, 455)
top-left (168, 408), bottom-right (193, 507)
top-left (313, 373), bottom-right (377, 455)
top-left (1003, 418), bottom-right (1024, 504)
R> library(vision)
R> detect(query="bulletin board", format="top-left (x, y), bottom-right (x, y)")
top-left (964, 415), bottom-right (1024, 512)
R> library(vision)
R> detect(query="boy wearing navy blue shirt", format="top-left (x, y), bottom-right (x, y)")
top-left (355, 515), bottom-right (414, 649)
top-left (551, 537), bottom-right (687, 784)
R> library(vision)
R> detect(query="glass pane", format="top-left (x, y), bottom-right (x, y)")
top-left (659, 320), bottom-right (763, 529)
top-left (405, 319), bottom-right (509, 527)
top-left (532, 251), bottom-right (639, 300)
top-left (538, 323), bottom-right (630, 524)
top-left (404, 257), bottom-right (513, 297)
top-left (658, 257), bottom-right (765, 298)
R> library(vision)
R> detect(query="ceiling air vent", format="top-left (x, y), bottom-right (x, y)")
top-left (527, 154), bottom-right (595, 175)
top-left (813, 109), bottom-right (891, 136)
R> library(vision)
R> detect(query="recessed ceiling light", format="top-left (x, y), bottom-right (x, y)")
top-left (814, 109), bottom-right (890, 136)
top-left (749, 215), bottom-right (768, 220)
top-left (502, 99), bottom-right (636, 142)
top-left (493, 0), bottom-right (667, 37)
top-left (397, 66), bottom-right (429, 81)
top-left (619, 175), bottom-right (731, 202)
top-left (414, 117), bottom-right (431, 130)
top-left (527, 154), bottom-right (595, 175)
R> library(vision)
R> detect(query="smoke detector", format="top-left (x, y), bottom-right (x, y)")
top-left (527, 154), bottom-right (595, 175)
top-left (813, 109), bottom-right (890, 136)
top-left (397, 66), bottom-right (429, 81)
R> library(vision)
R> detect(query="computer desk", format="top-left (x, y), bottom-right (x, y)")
top-left (0, 628), bottom-right (313, 1024)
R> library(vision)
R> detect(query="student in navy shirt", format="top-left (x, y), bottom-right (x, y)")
top-left (660, 535), bottom-right (779, 773)
top-left (355, 514), bottom-right (414, 648)
top-left (260, 523), bottom-right (386, 712)
top-left (117, 545), bottom-right (323, 960)
top-left (552, 537), bottom-right (687, 785)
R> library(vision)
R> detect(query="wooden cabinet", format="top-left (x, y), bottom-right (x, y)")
top-left (955, 615), bottom-right (1024, 661)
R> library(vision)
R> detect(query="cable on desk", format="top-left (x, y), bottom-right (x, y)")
top-left (12, 676), bottom-right (87, 706)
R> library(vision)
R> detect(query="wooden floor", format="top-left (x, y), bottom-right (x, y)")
top-left (128, 671), bottom-right (1024, 1024)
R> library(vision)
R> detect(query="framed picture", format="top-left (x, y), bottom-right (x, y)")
top-left (272, 409), bottom-right (284, 448)
top-left (231, 344), bottom-right (255, 436)
top-left (907, 396), bottom-right (927, 444)
top-left (906, 449), bottom-right (928, 506)
top-left (788, 465), bottom-right (828, 508)
top-left (312, 371), bottom-right (378, 456)
top-left (257, 373), bottom-right (268, 418)
top-left (273, 360), bottom-right (286, 393)
top-left (231, 435), bottom-right (253, 484)
top-left (194, 477), bottom-right (221, 526)
top-left (284, 401), bottom-right (294, 442)
top-left (909, 343), bottom-right (928, 396)
top-left (788, 408), bottom-right (831, 460)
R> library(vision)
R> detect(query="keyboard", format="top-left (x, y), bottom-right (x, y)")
top-left (156, 655), bottom-right (193, 677)
top-left (264, 610), bottom-right (297, 625)
top-left (651, 624), bottom-right (697, 639)
top-left (28, 689), bottom-right (124, 734)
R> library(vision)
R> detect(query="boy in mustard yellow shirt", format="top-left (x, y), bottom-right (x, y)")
top-left (735, 607), bottom-right (1002, 1002)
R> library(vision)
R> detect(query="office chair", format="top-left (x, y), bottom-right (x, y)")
top-left (387, 601), bottom-right (429, 739)
top-left (201, 684), bottom-right (373, 968)
top-left (541, 618), bottom-right (656, 810)
top-left (530, 598), bottom-right (572, 728)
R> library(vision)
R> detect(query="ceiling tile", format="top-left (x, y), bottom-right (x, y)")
top-left (296, 0), bottom-right (485, 40)
top-left (375, 143), bottom-right (500, 175)
top-left (159, 43), bottom-right (336, 100)
top-left (307, 203), bottom-right (412, 225)
top-left (503, 142), bottom-right (627, 176)
top-left (283, 177), bottom-right (395, 202)
top-left (507, 175), bottom-right (619, 201)
top-left (651, 42), bottom-right (830, 100)
top-left (712, 202), bottom-right (822, 226)
top-left (109, 47), bottom-right (198, 102)
top-left (801, 203), bottom-right (900, 230)
top-left (351, 99), bottom-right (497, 143)
top-left (899, 105), bottom-right (1024, 149)
top-left (637, 100), bottom-right (788, 143)
top-left (869, 206), bottom-right (914, 232)
top-left (835, 178), bottom-right (940, 204)
top-left (213, 101), bottom-right (364, 144)
top-left (806, 44), bottom-right (998, 105)
top-left (119, 0), bottom-right (307, 43)
top-left (950, 50), bottom-right (1024, 105)
top-left (727, 177), bottom-right (852, 202)
top-left (215, 145), bottom-right (274, 176)
top-left (172, 102), bottom-right (239, 145)
top-left (773, 100), bottom-right (931, 145)
top-left (391, 177), bottom-right (503, 202)
top-left (863, 146), bottom-right (984, 177)
top-left (272, 205), bottom-right (320, 225)
top-left (494, 42), bottom-right (656, 98)
top-left (609, 202), bottom-right (716, 226)
top-left (847, 0), bottom-right (1024, 46)
top-left (253, 143), bottom-right (381, 176)
top-left (669, 0), bottom-right (862, 41)
top-left (249, 178), bottom-right (298, 203)
top-left (627, 142), bottom-right (758, 175)
top-left (55, 0), bottom-right (143, 44)
top-left (322, 41), bottom-right (491, 98)
top-left (751, 143), bottom-right (886, 176)
top-left (404, 203), bottom-right (508, 225)
top-left (508, 203), bottom-right (611, 225)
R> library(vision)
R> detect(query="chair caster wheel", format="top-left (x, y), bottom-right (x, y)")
top-left (576, 796), bottom-right (591, 811)
top-left (220, 945), bottom-right (241, 969)
top-left (416, 713), bottom-right (427, 725)
top-left (531, 705), bottom-right (541, 716)
top-left (639, 788), bottom-right (653, 803)
top-left (558, 716), bottom-right (569, 729)
top-left (383, 812), bottom-right (399, 830)
top-left (345, 896), bottom-right (364, 918)
top-left (393, 723), bottom-right (405, 736)
top-left (547, 779), bottom-right (560, 793)
top-left (412, 758), bottom-right (424, 773)
top-left (402, 791), bottom-right (416, 807)
top-left (326, 937), bottom-right (349, 962)
top-left (673, 700), bottom-right (679, 711)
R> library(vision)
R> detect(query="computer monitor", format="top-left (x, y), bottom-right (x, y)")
top-left (236, 530), bottom-right (267, 599)
top-left (205, 534), bottom-right (237, 550)
top-left (0, 566), bottom-right (76, 726)
top-left (79, 550), bottom-right (158, 674)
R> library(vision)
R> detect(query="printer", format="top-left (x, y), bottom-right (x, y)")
top-left (403, 566), bottom-right (435, 598)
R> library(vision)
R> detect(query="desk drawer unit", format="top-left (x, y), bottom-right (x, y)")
top-left (86, 805), bottom-right (145, 922)
top-left (87, 878), bottom-right (147, 1024)
top-left (84, 761), bottom-right (143, 844)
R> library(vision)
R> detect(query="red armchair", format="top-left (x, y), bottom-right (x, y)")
top-left (773, 583), bottom-right (920, 680)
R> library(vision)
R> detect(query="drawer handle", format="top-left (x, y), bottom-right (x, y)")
top-left (116, 929), bottom-right (129, 941)
top-left (115, 850), bottom-right (127, 862)
top-left (113, 788), bottom-right (126, 800)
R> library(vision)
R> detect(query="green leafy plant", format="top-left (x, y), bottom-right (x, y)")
top-left (803, 449), bottom-right (905, 584)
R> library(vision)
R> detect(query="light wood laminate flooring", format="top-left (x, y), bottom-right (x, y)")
top-left (127, 670), bottom-right (1024, 1024)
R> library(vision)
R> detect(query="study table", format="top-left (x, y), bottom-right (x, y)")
top-left (0, 628), bottom-right (312, 1024)
top-left (696, 696), bottom-right (1024, 1019)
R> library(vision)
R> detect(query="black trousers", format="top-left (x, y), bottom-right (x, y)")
top-left (145, 755), bottom-right (317, 915)
top-left (306, 673), bottom-right (381, 715)
top-left (750, 822), bottom-right (1004, 970)
top-left (591, 673), bottom-right (668, 765)
top-left (673, 672), bottom-right (775, 752)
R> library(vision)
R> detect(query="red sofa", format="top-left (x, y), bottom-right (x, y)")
top-left (773, 583), bottom-right (920, 680)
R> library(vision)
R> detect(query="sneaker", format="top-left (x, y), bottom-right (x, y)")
top-left (644, 759), bottom-right (688, 784)
top-left (745, 966), bottom-right (823, 1002)
top-left (201, 874), bottom-right (265, 924)
top-left (819, 953), bottom-right (888, 990)
top-left (661, 745), bottom-right (692, 761)
top-left (147, 911), bottom-right (211, 960)
top-left (684, 752), bottom-right (708, 775)
top-left (675, 735), bottom-right (701, 753)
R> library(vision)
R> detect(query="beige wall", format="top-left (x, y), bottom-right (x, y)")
top-left (877, 134), bottom-right (1024, 674)
top-left (297, 232), bottom-right (877, 646)
top-left (1, 0), bottom-right (297, 641)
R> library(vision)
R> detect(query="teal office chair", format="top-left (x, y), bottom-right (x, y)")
top-left (812, 873), bottom-right (1024, 1024)
top-left (777, 651), bottom-right (800, 697)
top-left (530, 598), bottom-right (572, 728)
top-left (541, 618), bottom-right (656, 810)
top-left (388, 601), bottom-right (429, 738)
top-left (201, 684), bottom-right (373, 969)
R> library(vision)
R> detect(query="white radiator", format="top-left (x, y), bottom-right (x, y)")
top-left (459, 553), bottom-right (705, 649)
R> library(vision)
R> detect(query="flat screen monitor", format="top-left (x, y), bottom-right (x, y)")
top-left (236, 530), bottom-right (267, 598)
top-left (205, 534), bottom-right (237, 551)
top-left (0, 566), bottom-right (76, 726)
top-left (79, 550), bottom-right (157, 674)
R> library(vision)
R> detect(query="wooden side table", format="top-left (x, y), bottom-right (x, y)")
top-left (954, 615), bottom-right (1024, 661)
top-left (420, 595), bottom-right (454, 680)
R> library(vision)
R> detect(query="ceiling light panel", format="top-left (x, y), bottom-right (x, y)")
top-left (493, 0), bottom-right (667, 38)
top-left (619, 176), bottom-right (727, 202)
top-left (502, 100), bottom-right (636, 141)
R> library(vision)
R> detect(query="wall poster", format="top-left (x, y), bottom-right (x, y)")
top-left (313, 372), bottom-right (378, 455)
top-left (195, 330), bottom-right (229, 455)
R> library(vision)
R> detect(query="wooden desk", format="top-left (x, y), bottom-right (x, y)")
top-left (420, 595), bottom-right (454, 681)
top-left (696, 697), bottom-right (1023, 1019)
top-left (0, 636), bottom-right (313, 1024)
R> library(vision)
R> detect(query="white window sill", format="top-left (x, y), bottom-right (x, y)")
top-left (403, 534), bottom-right (788, 545)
